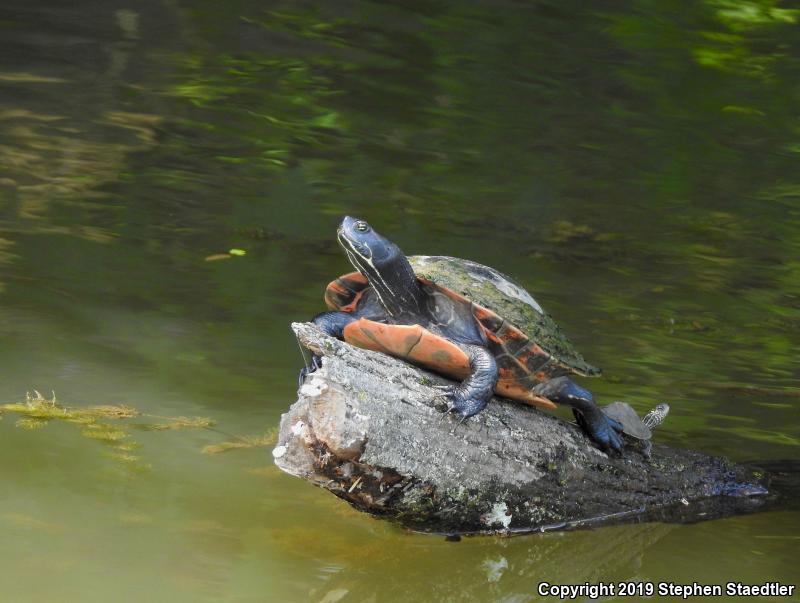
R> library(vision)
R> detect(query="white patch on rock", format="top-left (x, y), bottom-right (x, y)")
top-left (481, 501), bottom-right (512, 529)
top-left (300, 377), bottom-right (327, 398)
top-left (352, 410), bottom-right (370, 423)
top-left (291, 420), bottom-right (306, 436)
top-left (272, 445), bottom-right (287, 458)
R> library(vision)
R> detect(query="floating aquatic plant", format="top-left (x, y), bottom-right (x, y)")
top-left (1, 390), bottom-right (280, 470)
top-left (0, 390), bottom-right (216, 469)
top-left (201, 427), bottom-right (278, 455)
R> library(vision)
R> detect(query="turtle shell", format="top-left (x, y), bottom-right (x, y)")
top-left (324, 255), bottom-right (600, 410)
top-left (602, 401), bottom-right (652, 440)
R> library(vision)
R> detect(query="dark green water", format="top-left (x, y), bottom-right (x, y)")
top-left (0, 0), bottom-right (798, 601)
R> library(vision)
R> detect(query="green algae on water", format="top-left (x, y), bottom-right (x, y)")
top-left (201, 426), bottom-right (279, 455)
top-left (0, 390), bottom-right (216, 468)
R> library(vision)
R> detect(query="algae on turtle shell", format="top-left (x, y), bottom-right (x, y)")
top-left (409, 255), bottom-right (600, 376)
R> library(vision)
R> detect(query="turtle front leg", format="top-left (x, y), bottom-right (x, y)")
top-left (298, 311), bottom-right (356, 385)
top-left (532, 376), bottom-right (625, 453)
top-left (438, 344), bottom-right (498, 423)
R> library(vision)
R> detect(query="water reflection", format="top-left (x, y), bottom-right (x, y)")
top-left (295, 524), bottom-right (676, 602)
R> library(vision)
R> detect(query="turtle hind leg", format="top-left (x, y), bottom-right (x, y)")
top-left (298, 311), bottom-right (356, 385)
top-left (533, 376), bottom-right (625, 454)
top-left (438, 344), bottom-right (498, 423)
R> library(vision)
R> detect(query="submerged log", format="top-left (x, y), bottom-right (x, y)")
top-left (274, 322), bottom-right (771, 534)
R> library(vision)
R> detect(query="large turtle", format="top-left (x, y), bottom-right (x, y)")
top-left (300, 216), bottom-right (625, 452)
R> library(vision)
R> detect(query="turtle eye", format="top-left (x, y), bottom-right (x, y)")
top-left (355, 221), bottom-right (370, 233)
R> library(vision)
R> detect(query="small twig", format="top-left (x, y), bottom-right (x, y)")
top-left (348, 476), bottom-right (364, 493)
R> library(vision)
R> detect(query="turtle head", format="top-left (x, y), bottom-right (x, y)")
top-left (337, 216), bottom-right (401, 270)
top-left (337, 216), bottom-right (424, 316)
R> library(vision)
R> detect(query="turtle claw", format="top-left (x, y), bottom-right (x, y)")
top-left (534, 377), bottom-right (627, 454)
top-left (578, 409), bottom-right (625, 454)
top-left (432, 385), bottom-right (487, 430)
top-left (432, 385), bottom-right (457, 415)
top-left (431, 388), bottom-right (453, 415)
top-left (297, 354), bottom-right (322, 387)
top-left (450, 413), bottom-right (470, 434)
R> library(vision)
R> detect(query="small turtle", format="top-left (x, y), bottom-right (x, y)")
top-left (601, 401), bottom-right (670, 459)
top-left (299, 216), bottom-right (626, 452)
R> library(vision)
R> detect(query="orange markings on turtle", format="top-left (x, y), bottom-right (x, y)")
top-left (472, 306), bottom-right (494, 320)
top-left (500, 328), bottom-right (525, 343)
top-left (494, 367), bottom-right (556, 410)
top-left (343, 318), bottom-right (472, 380)
top-left (497, 367), bottom-right (516, 380)
top-left (485, 331), bottom-right (503, 345)
top-left (325, 272), bottom-right (369, 312)
top-left (495, 382), bottom-right (557, 410)
top-left (328, 273), bottom-right (559, 411)
top-left (430, 349), bottom-right (456, 364)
